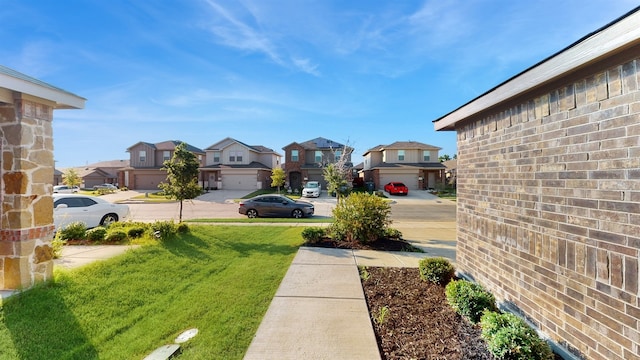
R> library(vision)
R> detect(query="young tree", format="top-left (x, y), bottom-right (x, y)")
top-left (62, 168), bottom-right (81, 187)
top-left (271, 167), bottom-right (286, 194)
top-left (323, 142), bottom-right (354, 203)
top-left (159, 142), bottom-right (202, 222)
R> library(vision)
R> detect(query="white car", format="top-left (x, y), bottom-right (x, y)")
top-left (93, 183), bottom-right (118, 191)
top-left (302, 181), bottom-right (321, 198)
top-left (53, 185), bottom-right (79, 193)
top-left (53, 194), bottom-right (130, 230)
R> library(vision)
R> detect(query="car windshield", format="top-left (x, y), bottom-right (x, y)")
top-left (306, 183), bottom-right (319, 188)
top-left (395, 183), bottom-right (406, 187)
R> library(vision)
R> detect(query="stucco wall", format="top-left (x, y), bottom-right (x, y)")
top-left (455, 55), bottom-right (640, 359)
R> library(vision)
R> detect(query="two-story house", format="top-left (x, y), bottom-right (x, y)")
top-left (282, 137), bottom-right (353, 191)
top-left (200, 137), bottom-right (282, 190)
top-left (361, 141), bottom-right (446, 190)
top-left (120, 140), bottom-right (205, 190)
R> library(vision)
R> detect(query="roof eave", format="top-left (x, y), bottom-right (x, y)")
top-left (434, 7), bottom-right (640, 131)
top-left (0, 72), bottom-right (86, 109)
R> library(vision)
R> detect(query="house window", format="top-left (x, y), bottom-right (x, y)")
top-left (229, 151), bottom-right (236, 162)
top-left (213, 152), bottom-right (220, 163)
top-left (163, 151), bottom-right (171, 161)
top-left (335, 150), bottom-right (342, 160)
top-left (291, 150), bottom-right (299, 162)
top-left (398, 150), bottom-right (405, 161)
top-left (315, 151), bottom-right (322, 163)
top-left (423, 151), bottom-right (430, 162)
top-left (236, 151), bottom-right (243, 162)
top-left (139, 150), bottom-right (146, 162)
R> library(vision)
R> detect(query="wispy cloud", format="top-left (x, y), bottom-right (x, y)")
top-left (200, 0), bottom-right (320, 76)
top-left (291, 57), bottom-right (320, 76)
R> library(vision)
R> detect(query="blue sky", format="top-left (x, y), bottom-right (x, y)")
top-left (2, 1), bottom-right (637, 168)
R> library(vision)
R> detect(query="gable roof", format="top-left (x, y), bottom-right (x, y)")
top-left (298, 137), bottom-right (345, 150)
top-left (85, 159), bottom-right (130, 168)
top-left (155, 140), bottom-right (204, 154)
top-left (0, 65), bottom-right (85, 109)
top-left (205, 137), bottom-right (281, 156)
top-left (434, 6), bottom-right (640, 131)
top-left (126, 140), bottom-right (204, 154)
top-left (363, 141), bottom-right (441, 156)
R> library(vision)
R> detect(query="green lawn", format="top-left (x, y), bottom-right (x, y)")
top-left (0, 225), bottom-right (303, 360)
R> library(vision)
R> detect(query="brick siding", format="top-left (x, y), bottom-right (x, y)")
top-left (456, 56), bottom-right (640, 359)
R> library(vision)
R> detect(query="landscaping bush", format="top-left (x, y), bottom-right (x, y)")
top-left (419, 257), bottom-right (455, 285)
top-left (329, 192), bottom-right (391, 243)
top-left (384, 227), bottom-right (403, 239)
top-left (51, 233), bottom-right (66, 259)
top-left (480, 311), bottom-right (553, 360)
top-left (86, 227), bottom-right (107, 242)
top-left (445, 279), bottom-right (497, 323)
top-left (151, 220), bottom-right (177, 240)
top-left (176, 223), bottom-right (190, 233)
top-left (301, 227), bottom-right (327, 244)
top-left (127, 227), bottom-right (146, 238)
top-left (56, 222), bottom-right (87, 241)
top-left (104, 229), bottom-right (128, 243)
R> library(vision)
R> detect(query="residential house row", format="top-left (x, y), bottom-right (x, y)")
top-left (57, 137), bottom-right (448, 191)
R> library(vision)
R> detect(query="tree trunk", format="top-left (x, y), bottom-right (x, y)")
top-left (179, 200), bottom-right (183, 222)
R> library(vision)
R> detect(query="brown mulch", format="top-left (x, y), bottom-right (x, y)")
top-left (306, 238), bottom-right (495, 359)
top-left (308, 237), bottom-right (422, 251)
top-left (361, 267), bottom-right (495, 360)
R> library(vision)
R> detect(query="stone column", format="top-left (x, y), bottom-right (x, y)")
top-left (0, 93), bottom-right (55, 290)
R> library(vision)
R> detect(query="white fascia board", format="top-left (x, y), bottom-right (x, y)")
top-left (0, 72), bottom-right (85, 109)
top-left (434, 9), bottom-right (640, 131)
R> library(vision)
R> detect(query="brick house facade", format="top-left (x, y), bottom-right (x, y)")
top-left (282, 137), bottom-right (352, 191)
top-left (435, 8), bottom-right (640, 360)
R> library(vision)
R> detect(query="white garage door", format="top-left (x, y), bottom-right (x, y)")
top-left (379, 173), bottom-right (419, 190)
top-left (222, 173), bottom-right (258, 190)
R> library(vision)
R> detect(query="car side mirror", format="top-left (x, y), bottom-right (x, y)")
top-left (55, 204), bottom-right (68, 209)
top-left (282, 200), bottom-right (288, 204)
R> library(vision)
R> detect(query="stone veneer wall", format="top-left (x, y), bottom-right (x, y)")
top-left (455, 55), bottom-right (640, 359)
top-left (0, 94), bottom-right (55, 289)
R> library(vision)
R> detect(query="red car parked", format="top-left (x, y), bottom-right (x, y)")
top-left (384, 182), bottom-right (409, 195)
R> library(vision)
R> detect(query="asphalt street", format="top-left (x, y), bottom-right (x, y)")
top-left (102, 189), bottom-right (456, 223)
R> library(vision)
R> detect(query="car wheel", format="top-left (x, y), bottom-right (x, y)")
top-left (247, 209), bottom-right (258, 218)
top-left (100, 213), bottom-right (118, 226)
top-left (292, 209), bottom-right (303, 219)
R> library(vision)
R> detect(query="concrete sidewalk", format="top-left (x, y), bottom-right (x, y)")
top-left (243, 246), bottom-right (431, 360)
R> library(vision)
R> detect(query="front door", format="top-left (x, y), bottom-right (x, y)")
top-left (289, 171), bottom-right (302, 191)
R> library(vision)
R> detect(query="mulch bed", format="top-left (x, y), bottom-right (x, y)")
top-left (361, 267), bottom-right (495, 359)
top-left (306, 238), bottom-right (495, 359)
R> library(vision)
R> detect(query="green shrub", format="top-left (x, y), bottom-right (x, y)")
top-left (151, 220), bottom-right (177, 240)
top-left (384, 227), bottom-right (403, 239)
top-left (445, 280), bottom-right (497, 323)
top-left (419, 257), bottom-right (455, 285)
top-left (57, 222), bottom-right (87, 241)
top-left (329, 192), bottom-right (391, 243)
top-left (177, 223), bottom-right (190, 233)
top-left (51, 232), bottom-right (67, 259)
top-left (480, 311), bottom-right (553, 360)
top-left (301, 227), bottom-right (327, 243)
top-left (127, 227), bottom-right (146, 238)
top-left (86, 227), bottom-right (107, 242)
top-left (104, 230), bottom-right (128, 243)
